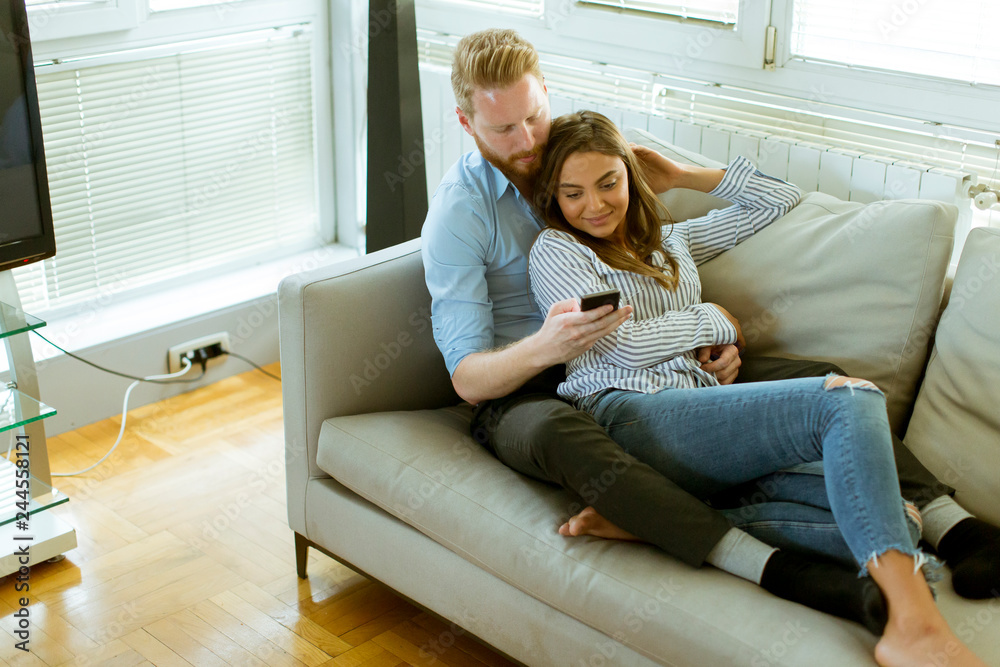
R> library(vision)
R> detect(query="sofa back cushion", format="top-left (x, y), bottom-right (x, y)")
top-left (903, 227), bottom-right (1000, 525)
top-left (626, 128), bottom-right (956, 435)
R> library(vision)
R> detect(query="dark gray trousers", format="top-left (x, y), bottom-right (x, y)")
top-left (469, 357), bottom-right (951, 567)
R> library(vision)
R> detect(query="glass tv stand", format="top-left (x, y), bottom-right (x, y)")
top-left (0, 273), bottom-right (77, 577)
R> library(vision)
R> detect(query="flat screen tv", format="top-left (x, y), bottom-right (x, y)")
top-left (0, 0), bottom-right (55, 275)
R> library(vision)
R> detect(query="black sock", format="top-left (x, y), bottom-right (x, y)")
top-left (760, 550), bottom-right (888, 636)
top-left (936, 517), bottom-right (1000, 600)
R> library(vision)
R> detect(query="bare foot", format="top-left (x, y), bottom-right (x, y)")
top-left (558, 507), bottom-right (642, 541)
top-left (867, 550), bottom-right (988, 666)
top-left (874, 616), bottom-right (987, 667)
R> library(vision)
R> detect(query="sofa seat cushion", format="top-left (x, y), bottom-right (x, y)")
top-left (316, 406), bottom-right (894, 665)
top-left (904, 227), bottom-right (1000, 526)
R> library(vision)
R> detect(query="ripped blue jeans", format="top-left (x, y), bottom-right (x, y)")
top-left (588, 376), bottom-right (917, 574)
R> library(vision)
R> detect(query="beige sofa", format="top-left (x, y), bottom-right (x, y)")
top-left (278, 133), bottom-right (1000, 666)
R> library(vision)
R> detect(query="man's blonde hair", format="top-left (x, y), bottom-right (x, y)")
top-left (451, 29), bottom-right (543, 118)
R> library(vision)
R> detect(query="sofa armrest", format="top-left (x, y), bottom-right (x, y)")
top-left (278, 238), bottom-right (459, 534)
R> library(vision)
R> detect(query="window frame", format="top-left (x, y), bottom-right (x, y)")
top-left (415, 0), bottom-right (773, 71)
top-left (24, 0), bottom-right (141, 41)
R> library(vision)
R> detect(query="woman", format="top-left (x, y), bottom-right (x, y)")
top-left (527, 111), bottom-right (986, 667)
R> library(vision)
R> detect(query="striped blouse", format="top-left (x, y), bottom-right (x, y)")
top-left (527, 156), bottom-right (802, 410)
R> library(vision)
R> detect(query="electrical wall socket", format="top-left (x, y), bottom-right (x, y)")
top-left (167, 332), bottom-right (231, 374)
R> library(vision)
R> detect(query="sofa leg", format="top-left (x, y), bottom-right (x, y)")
top-left (295, 532), bottom-right (309, 578)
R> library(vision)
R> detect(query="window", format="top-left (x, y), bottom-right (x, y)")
top-left (13, 27), bottom-right (318, 313)
top-left (24, 0), bottom-right (139, 40)
top-left (579, 0), bottom-right (738, 25)
top-left (415, 0), bottom-right (769, 71)
top-left (790, 0), bottom-right (1000, 86)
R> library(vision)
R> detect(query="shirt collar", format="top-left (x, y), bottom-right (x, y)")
top-left (480, 152), bottom-right (542, 224)
top-left (484, 158), bottom-right (514, 202)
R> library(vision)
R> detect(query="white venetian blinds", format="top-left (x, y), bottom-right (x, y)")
top-left (791, 0), bottom-right (1000, 86)
top-left (13, 27), bottom-right (317, 313)
top-left (578, 0), bottom-right (738, 24)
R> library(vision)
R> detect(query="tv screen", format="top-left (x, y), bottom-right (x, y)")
top-left (0, 0), bottom-right (55, 274)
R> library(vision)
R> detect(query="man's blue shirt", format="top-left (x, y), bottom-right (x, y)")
top-left (421, 150), bottom-right (546, 376)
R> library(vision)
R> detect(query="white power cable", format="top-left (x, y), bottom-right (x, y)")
top-left (52, 357), bottom-right (195, 477)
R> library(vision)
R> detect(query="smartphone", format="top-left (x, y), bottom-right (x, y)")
top-left (580, 288), bottom-right (620, 312)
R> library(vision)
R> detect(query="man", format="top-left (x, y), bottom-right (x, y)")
top-left (421, 28), bottom-right (999, 619)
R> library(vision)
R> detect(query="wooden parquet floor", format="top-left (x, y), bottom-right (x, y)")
top-left (0, 364), bottom-right (518, 667)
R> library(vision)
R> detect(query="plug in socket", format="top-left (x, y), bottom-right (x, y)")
top-left (167, 332), bottom-right (231, 374)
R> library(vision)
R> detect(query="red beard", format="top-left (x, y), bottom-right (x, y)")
top-left (473, 134), bottom-right (546, 186)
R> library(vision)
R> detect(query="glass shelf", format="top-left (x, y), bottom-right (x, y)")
top-left (0, 459), bottom-right (69, 526)
top-left (0, 301), bottom-right (45, 340)
top-left (0, 386), bottom-right (56, 434)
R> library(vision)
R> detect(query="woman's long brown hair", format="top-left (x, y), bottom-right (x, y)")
top-left (533, 110), bottom-right (679, 291)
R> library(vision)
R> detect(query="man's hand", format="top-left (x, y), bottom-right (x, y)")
top-left (630, 143), bottom-right (686, 195)
top-left (697, 344), bottom-right (741, 385)
top-left (452, 298), bottom-right (632, 405)
top-left (630, 143), bottom-right (726, 196)
top-left (529, 298), bottom-right (633, 367)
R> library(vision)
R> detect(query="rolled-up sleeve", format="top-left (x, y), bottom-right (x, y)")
top-left (422, 183), bottom-right (496, 376)
top-left (675, 156), bottom-right (802, 266)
